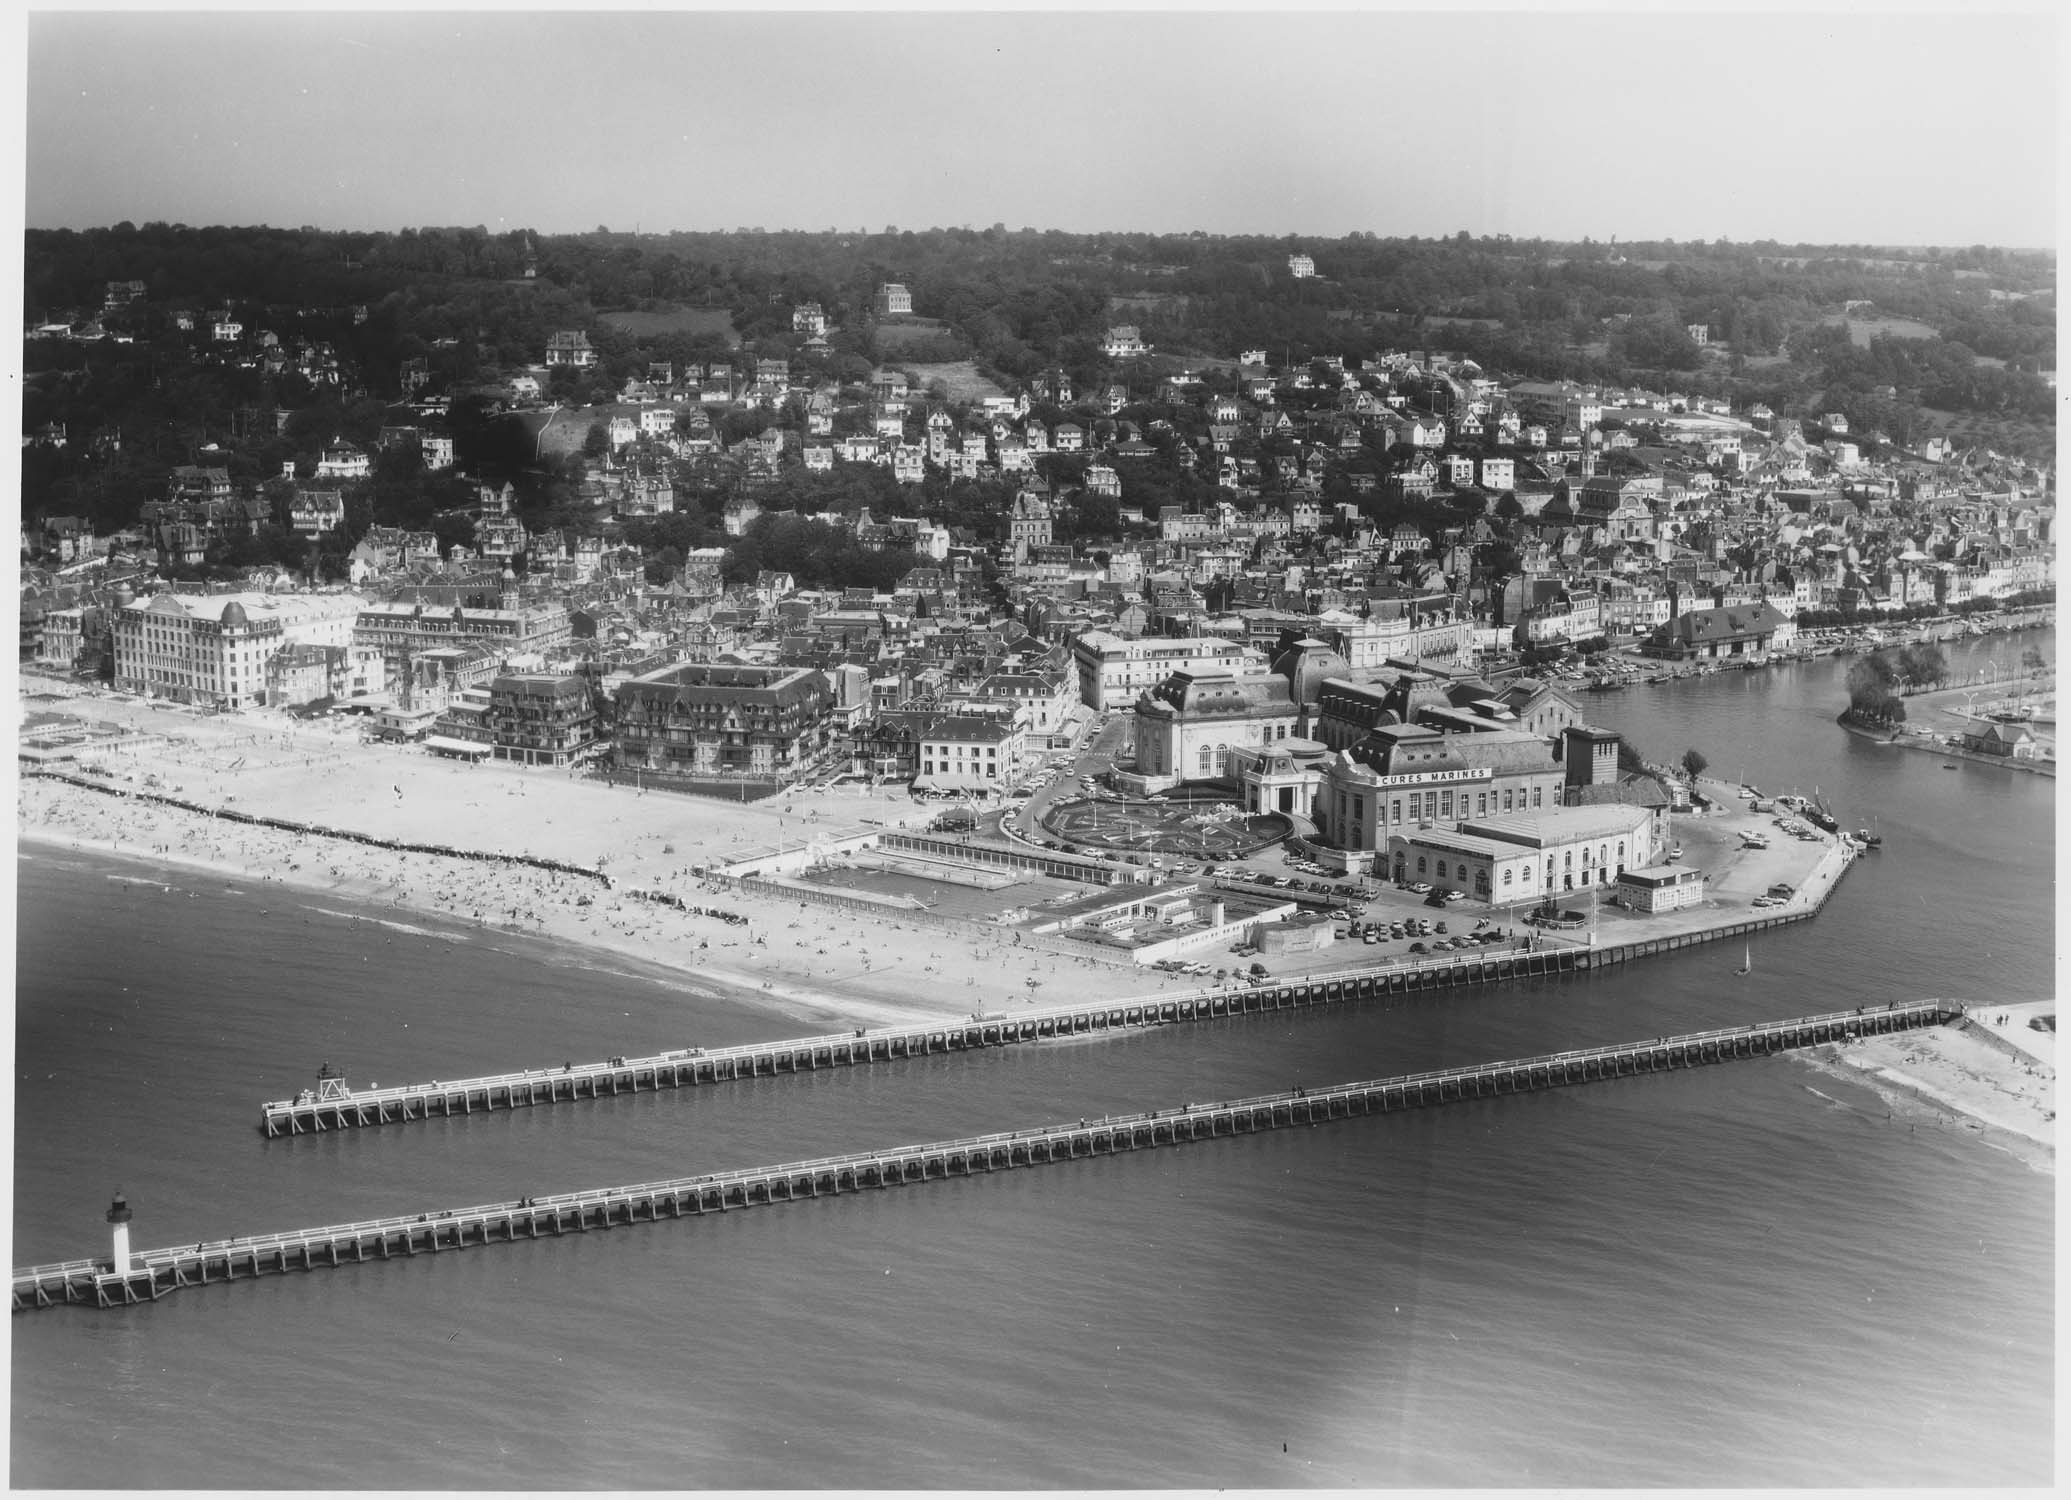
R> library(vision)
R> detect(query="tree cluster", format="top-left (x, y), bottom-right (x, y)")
top-left (720, 512), bottom-right (919, 593)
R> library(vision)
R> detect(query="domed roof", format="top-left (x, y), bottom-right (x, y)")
top-left (1271, 637), bottom-right (1350, 707)
top-left (219, 599), bottom-right (249, 627)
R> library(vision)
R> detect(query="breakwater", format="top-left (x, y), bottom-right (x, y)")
top-left (23, 1001), bottom-right (1960, 1313)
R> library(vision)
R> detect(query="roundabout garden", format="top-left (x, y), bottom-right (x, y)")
top-left (1039, 791), bottom-right (1291, 859)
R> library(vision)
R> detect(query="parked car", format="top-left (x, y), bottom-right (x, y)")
top-left (1407, 881), bottom-right (1433, 894)
top-left (1409, 942), bottom-right (1427, 955)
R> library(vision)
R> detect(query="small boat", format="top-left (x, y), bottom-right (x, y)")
top-left (1855, 828), bottom-right (1882, 849)
top-left (1735, 944), bottom-right (1751, 976)
top-left (1942, 762), bottom-right (1959, 769)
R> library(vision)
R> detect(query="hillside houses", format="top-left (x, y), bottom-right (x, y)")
top-left (21, 287), bottom-right (2052, 802)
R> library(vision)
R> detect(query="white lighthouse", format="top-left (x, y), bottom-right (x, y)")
top-left (106, 1191), bottom-right (134, 1275)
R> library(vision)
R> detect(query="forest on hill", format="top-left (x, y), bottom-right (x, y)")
top-left (20, 221), bottom-right (2057, 551)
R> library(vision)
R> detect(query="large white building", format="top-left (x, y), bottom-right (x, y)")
top-left (352, 600), bottom-right (574, 668)
top-left (915, 714), bottom-right (1030, 792)
top-left (113, 591), bottom-right (365, 709)
top-left (1387, 802), bottom-right (1659, 906)
top-left (1070, 632), bottom-right (1266, 710)
top-left (1132, 670), bottom-right (1301, 782)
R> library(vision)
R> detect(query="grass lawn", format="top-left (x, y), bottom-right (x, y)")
top-left (1822, 313), bottom-right (1939, 345)
top-left (599, 306), bottom-right (739, 344)
top-left (873, 317), bottom-right (958, 352)
top-left (900, 361), bottom-right (1005, 402)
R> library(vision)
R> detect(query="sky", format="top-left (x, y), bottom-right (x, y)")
top-left (14, 5), bottom-right (2064, 248)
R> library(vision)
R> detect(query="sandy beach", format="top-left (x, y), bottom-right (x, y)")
top-left (1801, 1001), bottom-right (2056, 1172)
top-left (16, 686), bottom-right (1200, 1034)
top-left (19, 686), bottom-right (2053, 1159)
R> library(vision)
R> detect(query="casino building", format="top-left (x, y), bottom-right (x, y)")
top-left (1125, 636), bottom-right (1349, 792)
top-left (1130, 670), bottom-right (1300, 783)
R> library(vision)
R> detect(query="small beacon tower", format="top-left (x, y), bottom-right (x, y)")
top-left (107, 1191), bottom-right (134, 1275)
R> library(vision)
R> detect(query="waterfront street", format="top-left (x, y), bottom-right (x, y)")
top-left (20, 676), bottom-right (1864, 1035)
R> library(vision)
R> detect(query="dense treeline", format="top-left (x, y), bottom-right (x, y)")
top-left (20, 222), bottom-right (2057, 541)
top-left (720, 512), bottom-right (919, 592)
top-left (31, 223), bottom-right (2054, 394)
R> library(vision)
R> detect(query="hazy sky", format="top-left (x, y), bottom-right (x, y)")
top-left (19, 6), bottom-right (2061, 246)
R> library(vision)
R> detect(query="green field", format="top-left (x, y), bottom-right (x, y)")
top-left (899, 361), bottom-right (1005, 402)
top-left (1107, 292), bottom-right (1190, 315)
top-left (598, 306), bottom-right (740, 344)
top-left (873, 317), bottom-right (955, 350)
top-left (1824, 314), bottom-right (1939, 346)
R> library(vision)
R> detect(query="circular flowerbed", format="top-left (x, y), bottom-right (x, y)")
top-left (1039, 794), bottom-right (1291, 858)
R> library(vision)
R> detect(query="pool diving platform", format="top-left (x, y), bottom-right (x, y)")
top-left (31, 1000), bottom-right (1957, 1313)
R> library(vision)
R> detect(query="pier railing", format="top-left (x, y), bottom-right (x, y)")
top-left (23, 1000), bottom-right (1959, 1313)
top-left (254, 841), bottom-right (1865, 1141)
top-left (255, 935), bottom-right (1577, 1135)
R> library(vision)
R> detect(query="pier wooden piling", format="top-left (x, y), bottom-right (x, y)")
top-left (30, 1000), bottom-right (1955, 1314)
top-left (259, 867), bottom-right (1855, 1140)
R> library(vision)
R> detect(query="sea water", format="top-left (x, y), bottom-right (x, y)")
top-left (10, 638), bottom-right (2054, 1486)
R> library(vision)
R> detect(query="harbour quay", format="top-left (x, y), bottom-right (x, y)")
top-left (31, 1000), bottom-right (1957, 1314)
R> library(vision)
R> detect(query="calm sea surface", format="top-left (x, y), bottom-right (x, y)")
top-left (11, 634), bottom-right (2055, 1487)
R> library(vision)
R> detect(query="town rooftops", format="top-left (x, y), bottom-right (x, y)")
top-left (619, 661), bottom-right (829, 705)
top-left (921, 714), bottom-right (1018, 744)
top-left (1141, 670), bottom-right (1295, 719)
top-left (490, 672), bottom-right (588, 700)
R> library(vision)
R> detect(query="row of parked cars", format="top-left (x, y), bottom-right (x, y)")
top-left (1214, 868), bottom-right (1351, 900)
top-left (1282, 857), bottom-right (1347, 878)
top-left (1156, 957), bottom-right (1278, 985)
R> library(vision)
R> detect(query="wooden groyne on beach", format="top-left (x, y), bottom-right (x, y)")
top-left (21, 1001), bottom-right (1959, 1312)
top-left (260, 841), bottom-right (1859, 1138)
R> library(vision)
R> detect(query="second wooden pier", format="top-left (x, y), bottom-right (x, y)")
top-left (35, 1000), bottom-right (1954, 1314)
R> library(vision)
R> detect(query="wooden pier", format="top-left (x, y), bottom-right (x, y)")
top-left (259, 862), bottom-right (1858, 1140)
top-left (258, 943), bottom-right (1583, 1136)
top-left (31, 1000), bottom-right (1956, 1314)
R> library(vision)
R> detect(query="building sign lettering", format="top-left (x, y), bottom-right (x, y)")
top-left (1376, 767), bottom-right (1494, 789)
